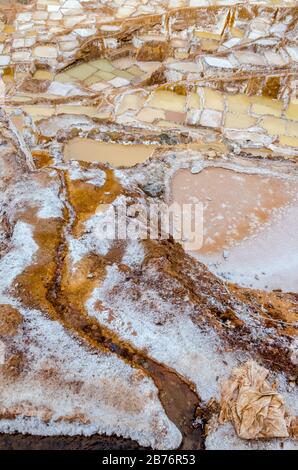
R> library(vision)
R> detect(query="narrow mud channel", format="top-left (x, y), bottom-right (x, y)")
top-left (44, 168), bottom-right (203, 451)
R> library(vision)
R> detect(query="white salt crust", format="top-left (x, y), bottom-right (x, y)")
top-left (87, 263), bottom-right (298, 449)
top-left (5, 175), bottom-right (64, 220)
top-left (205, 423), bottom-right (298, 450)
top-left (68, 161), bottom-right (106, 186)
top-left (0, 184), bottom-right (182, 450)
top-left (122, 240), bottom-right (145, 267)
top-left (0, 302), bottom-right (182, 449)
top-left (87, 263), bottom-right (240, 402)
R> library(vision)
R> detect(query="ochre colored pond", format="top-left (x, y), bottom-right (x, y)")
top-left (171, 166), bottom-right (298, 291)
top-left (172, 167), bottom-right (296, 254)
top-left (64, 138), bottom-right (156, 167)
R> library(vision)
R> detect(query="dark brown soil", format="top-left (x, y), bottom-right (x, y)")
top-left (0, 434), bottom-right (149, 450)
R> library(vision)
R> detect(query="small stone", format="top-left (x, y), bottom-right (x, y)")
top-left (191, 164), bottom-right (202, 174)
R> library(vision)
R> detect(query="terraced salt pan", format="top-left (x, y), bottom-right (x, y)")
top-left (199, 205), bottom-right (298, 292)
top-left (0, 301), bottom-right (181, 449)
top-left (0, 175), bottom-right (181, 450)
top-left (64, 137), bottom-right (156, 167)
top-left (85, 255), bottom-right (298, 450)
top-left (171, 167), bottom-right (298, 292)
top-left (87, 263), bottom-right (240, 403)
top-left (86, 259), bottom-right (298, 450)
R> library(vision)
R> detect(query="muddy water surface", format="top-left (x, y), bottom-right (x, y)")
top-left (64, 138), bottom-right (156, 167)
top-left (171, 166), bottom-right (298, 292)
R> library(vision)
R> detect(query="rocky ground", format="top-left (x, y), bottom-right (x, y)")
top-left (0, 0), bottom-right (297, 450)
